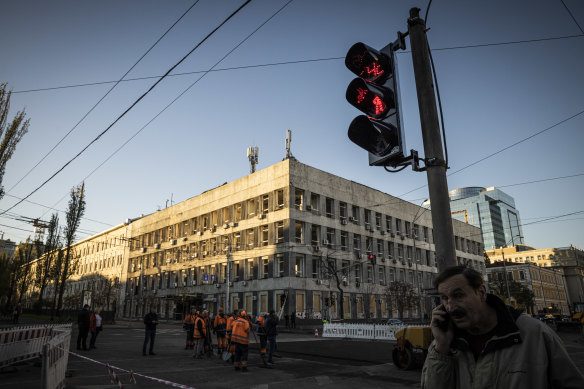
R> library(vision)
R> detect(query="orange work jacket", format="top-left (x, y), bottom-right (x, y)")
top-left (194, 316), bottom-right (206, 339)
top-left (231, 318), bottom-right (250, 345)
top-left (184, 314), bottom-right (196, 325)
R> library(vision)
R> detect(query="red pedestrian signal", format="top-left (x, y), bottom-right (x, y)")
top-left (345, 41), bottom-right (406, 166)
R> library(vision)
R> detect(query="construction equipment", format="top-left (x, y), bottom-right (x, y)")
top-left (392, 326), bottom-right (433, 370)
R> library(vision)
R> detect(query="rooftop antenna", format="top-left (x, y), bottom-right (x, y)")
top-left (247, 146), bottom-right (259, 173)
top-left (285, 129), bottom-right (294, 159)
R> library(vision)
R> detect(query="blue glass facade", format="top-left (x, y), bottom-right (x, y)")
top-left (448, 187), bottom-right (524, 250)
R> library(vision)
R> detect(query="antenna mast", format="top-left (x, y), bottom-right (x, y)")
top-left (247, 146), bottom-right (259, 173)
top-left (285, 129), bottom-right (293, 159)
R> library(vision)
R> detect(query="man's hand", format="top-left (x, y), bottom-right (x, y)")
top-left (430, 304), bottom-right (454, 355)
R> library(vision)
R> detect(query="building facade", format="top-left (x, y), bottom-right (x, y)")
top-left (26, 159), bottom-right (485, 321)
top-left (486, 261), bottom-right (569, 315)
top-left (486, 245), bottom-right (584, 313)
top-left (426, 186), bottom-right (524, 251)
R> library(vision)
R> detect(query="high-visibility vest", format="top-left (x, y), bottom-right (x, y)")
top-left (231, 318), bottom-right (250, 345)
top-left (194, 316), bottom-right (206, 339)
top-left (184, 314), bottom-right (196, 325)
top-left (214, 314), bottom-right (227, 331)
top-left (256, 315), bottom-right (267, 335)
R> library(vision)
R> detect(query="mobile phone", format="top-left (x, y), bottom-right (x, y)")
top-left (437, 306), bottom-right (450, 331)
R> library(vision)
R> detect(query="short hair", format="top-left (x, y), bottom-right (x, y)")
top-left (433, 266), bottom-right (484, 290)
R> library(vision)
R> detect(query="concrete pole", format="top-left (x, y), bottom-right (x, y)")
top-left (408, 8), bottom-right (456, 271)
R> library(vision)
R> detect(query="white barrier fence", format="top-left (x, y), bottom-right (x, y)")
top-left (41, 325), bottom-right (71, 389)
top-left (322, 323), bottom-right (408, 340)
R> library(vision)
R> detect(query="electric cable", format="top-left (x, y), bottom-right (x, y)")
top-left (38, 0), bottom-right (296, 222)
top-left (11, 35), bottom-right (583, 95)
top-left (560, 0), bottom-right (584, 34)
top-left (424, 0), bottom-right (433, 25)
top-left (5, 0), bottom-right (201, 195)
top-left (0, 0), bottom-right (252, 217)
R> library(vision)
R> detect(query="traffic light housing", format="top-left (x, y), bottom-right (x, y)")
top-left (345, 41), bottom-right (406, 166)
top-left (368, 253), bottom-right (377, 265)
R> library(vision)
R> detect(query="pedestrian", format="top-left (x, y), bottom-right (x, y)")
top-left (183, 308), bottom-right (196, 349)
top-left (284, 313), bottom-right (289, 328)
top-left (225, 309), bottom-right (238, 363)
top-left (255, 312), bottom-right (268, 356)
top-left (231, 310), bottom-right (250, 372)
top-left (265, 310), bottom-right (279, 365)
top-left (291, 311), bottom-right (296, 328)
top-left (193, 310), bottom-right (206, 359)
top-left (421, 266), bottom-right (584, 388)
top-left (214, 307), bottom-right (228, 358)
top-left (143, 306), bottom-right (159, 356)
top-left (76, 304), bottom-right (91, 351)
top-left (89, 309), bottom-right (103, 349)
top-left (13, 303), bottom-right (22, 324)
top-left (203, 310), bottom-right (214, 357)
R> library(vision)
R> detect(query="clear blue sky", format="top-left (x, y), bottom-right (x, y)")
top-left (1, 0), bottom-right (583, 251)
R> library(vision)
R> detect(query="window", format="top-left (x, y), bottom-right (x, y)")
top-left (295, 255), bottom-right (304, 277)
top-left (366, 237), bottom-right (373, 255)
top-left (277, 254), bottom-right (285, 277)
top-left (247, 198), bottom-right (256, 218)
top-left (261, 225), bottom-right (269, 246)
top-left (312, 256), bottom-right (320, 278)
top-left (352, 205), bottom-right (360, 223)
top-left (413, 224), bottom-right (419, 239)
top-left (311, 225), bottom-right (320, 246)
top-left (313, 294), bottom-right (321, 313)
top-left (379, 267), bottom-right (386, 285)
top-left (405, 222), bottom-right (411, 237)
top-left (295, 221), bottom-right (303, 244)
top-left (354, 264), bottom-right (361, 284)
top-left (423, 226), bottom-right (429, 242)
top-left (375, 213), bottom-right (382, 230)
top-left (234, 232), bottom-right (241, 250)
top-left (262, 194), bottom-right (269, 214)
top-left (364, 209), bottom-right (372, 228)
top-left (276, 189), bottom-right (284, 209)
top-left (262, 256), bottom-right (269, 278)
top-left (260, 294), bottom-right (268, 312)
top-left (377, 239), bottom-right (384, 257)
top-left (325, 197), bottom-right (334, 218)
top-left (234, 203), bottom-right (242, 221)
top-left (222, 207), bottom-right (230, 224)
top-left (246, 259), bottom-right (254, 280)
top-left (353, 234), bottom-right (361, 254)
top-left (247, 228), bottom-right (255, 248)
top-left (326, 228), bottom-right (335, 247)
top-left (339, 202), bottom-right (347, 220)
top-left (388, 241), bottom-right (394, 259)
top-left (396, 219), bottom-right (402, 234)
top-left (398, 244), bottom-right (404, 261)
top-left (294, 188), bottom-right (304, 210)
top-left (310, 193), bottom-right (320, 212)
top-left (340, 231), bottom-right (348, 251)
top-left (276, 221), bottom-right (284, 243)
top-left (367, 265), bottom-right (373, 283)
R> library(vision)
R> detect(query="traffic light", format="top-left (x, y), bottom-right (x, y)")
top-left (345, 41), bottom-right (405, 166)
top-left (368, 253), bottom-right (377, 265)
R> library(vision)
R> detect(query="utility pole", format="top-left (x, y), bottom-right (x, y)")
top-left (408, 7), bottom-right (456, 271)
top-left (226, 243), bottom-right (231, 314)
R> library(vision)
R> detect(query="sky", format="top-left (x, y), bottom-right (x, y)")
top-left (0, 0), bottom-right (583, 251)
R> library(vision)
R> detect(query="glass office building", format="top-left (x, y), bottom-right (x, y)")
top-left (425, 187), bottom-right (524, 251)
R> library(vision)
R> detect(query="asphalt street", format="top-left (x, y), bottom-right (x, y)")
top-left (1, 320), bottom-right (583, 389)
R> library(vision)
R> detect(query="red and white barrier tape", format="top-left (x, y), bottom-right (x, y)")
top-left (107, 363), bottom-right (124, 389)
top-left (67, 349), bottom-right (196, 389)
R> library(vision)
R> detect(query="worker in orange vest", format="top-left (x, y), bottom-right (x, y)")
top-left (225, 309), bottom-right (238, 363)
top-left (231, 309), bottom-right (251, 371)
top-left (183, 308), bottom-right (197, 350)
top-left (214, 307), bottom-right (228, 358)
top-left (193, 310), bottom-right (207, 359)
top-left (255, 312), bottom-right (268, 355)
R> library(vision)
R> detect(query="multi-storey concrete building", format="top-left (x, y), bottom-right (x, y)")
top-left (486, 245), bottom-right (584, 313)
top-left (123, 159), bottom-right (484, 321)
top-left (26, 159), bottom-right (485, 321)
top-left (486, 261), bottom-right (569, 315)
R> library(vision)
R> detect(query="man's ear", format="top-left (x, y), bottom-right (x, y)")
top-left (478, 285), bottom-right (487, 302)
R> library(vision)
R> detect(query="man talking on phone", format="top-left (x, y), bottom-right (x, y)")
top-left (422, 266), bottom-right (583, 389)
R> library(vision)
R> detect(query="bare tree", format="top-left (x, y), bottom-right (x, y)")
top-left (385, 281), bottom-right (418, 319)
top-left (0, 82), bottom-right (29, 199)
top-left (319, 255), bottom-right (347, 319)
top-left (56, 183), bottom-right (86, 317)
top-left (34, 213), bottom-right (60, 312)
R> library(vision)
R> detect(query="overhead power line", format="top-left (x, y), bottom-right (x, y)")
top-left (11, 35), bottom-right (583, 95)
top-left (0, 0), bottom-right (252, 217)
top-left (560, 0), bottom-right (584, 35)
top-left (5, 1), bottom-right (201, 195)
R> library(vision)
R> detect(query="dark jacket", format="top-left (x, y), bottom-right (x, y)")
top-left (144, 312), bottom-right (159, 331)
top-left (265, 315), bottom-right (279, 339)
top-left (77, 308), bottom-right (91, 330)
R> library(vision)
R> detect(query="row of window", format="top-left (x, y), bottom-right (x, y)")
top-left (131, 189), bottom-right (286, 249)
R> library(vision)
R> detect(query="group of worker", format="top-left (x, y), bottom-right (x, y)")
top-left (183, 307), bottom-right (279, 371)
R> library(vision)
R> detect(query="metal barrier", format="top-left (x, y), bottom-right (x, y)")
top-left (41, 325), bottom-right (71, 389)
top-left (322, 323), bottom-right (408, 340)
